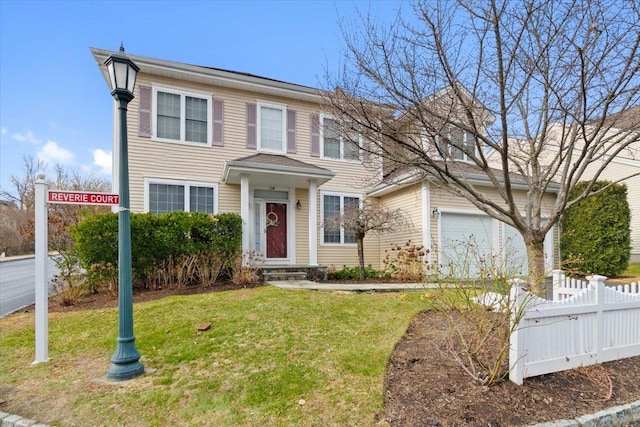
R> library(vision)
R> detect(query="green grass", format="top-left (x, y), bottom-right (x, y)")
top-left (0, 287), bottom-right (426, 427)
top-left (609, 262), bottom-right (640, 284)
top-left (623, 262), bottom-right (640, 279)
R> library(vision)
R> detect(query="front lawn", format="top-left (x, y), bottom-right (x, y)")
top-left (0, 287), bottom-right (426, 426)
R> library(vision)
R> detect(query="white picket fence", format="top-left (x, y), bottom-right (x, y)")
top-left (509, 273), bottom-right (640, 385)
top-left (552, 269), bottom-right (640, 301)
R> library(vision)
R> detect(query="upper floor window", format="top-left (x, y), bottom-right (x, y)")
top-left (322, 117), bottom-right (361, 162)
top-left (258, 101), bottom-right (286, 153)
top-left (153, 86), bottom-right (212, 145)
top-left (435, 125), bottom-right (476, 161)
top-left (146, 178), bottom-right (217, 214)
top-left (321, 192), bottom-right (361, 245)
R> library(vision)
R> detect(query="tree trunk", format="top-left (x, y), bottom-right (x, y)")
top-left (357, 237), bottom-right (366, 280)
top-left (525, 239), bottom-right (546, 295)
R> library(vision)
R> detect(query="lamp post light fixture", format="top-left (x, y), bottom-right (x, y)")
top-left (104, 44), bottom-right (144, 381)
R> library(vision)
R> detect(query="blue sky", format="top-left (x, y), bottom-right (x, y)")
top-left (0, 0), bottom-right (402, 194)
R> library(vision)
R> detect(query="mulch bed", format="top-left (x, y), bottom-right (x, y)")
top-left (383, 310), bottom-right (640, 426)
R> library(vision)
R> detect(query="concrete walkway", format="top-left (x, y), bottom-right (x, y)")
top-left (267, 280), bottom-right (435, 291)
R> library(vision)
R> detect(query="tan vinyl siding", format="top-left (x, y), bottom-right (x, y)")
top-left (378, 184), bottom-right (424, 267)
top-left (128, 74), bottom-right (375, 213)
top-left (125, 73), bottom-right (378, 267)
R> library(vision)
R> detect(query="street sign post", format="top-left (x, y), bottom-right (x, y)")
top-left (34, 182), bottom-right (120, 364)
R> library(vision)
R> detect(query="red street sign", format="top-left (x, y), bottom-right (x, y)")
top-left (47, 190), bottom-right (120, 206)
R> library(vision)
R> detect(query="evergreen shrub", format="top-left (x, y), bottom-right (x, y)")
top-left (72, 211), bottom-right (242, 286)
top-left (561, 181), bottom-right (631, 277)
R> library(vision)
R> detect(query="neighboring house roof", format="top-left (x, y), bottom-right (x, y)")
top-left (223, 153), bottom-right (336, 188)
top-left (589, 105), bottom-right (640, 131)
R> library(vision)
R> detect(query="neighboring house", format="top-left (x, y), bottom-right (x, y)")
top-left (91, 48), bottom-right (558, 276)
top-left (487, 107), bottom-right (640, 263)
top-left (578, 107), bottom-right (640, 262)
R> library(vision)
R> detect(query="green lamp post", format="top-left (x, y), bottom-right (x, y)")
top-left (104, 44), bottom-right (144, 381)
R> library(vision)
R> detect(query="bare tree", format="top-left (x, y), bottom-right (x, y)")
top-left (324, 0), bottom-right (640, 288)
top-left (323, 198), bottom-right (412, 279)
top-left (0, 156), bottom-right (47, 213)
top-left (0, 156), bottom-right (111, 255)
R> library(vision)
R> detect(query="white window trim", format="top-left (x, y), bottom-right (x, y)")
top-left (257, 100), bottom-right (287, 154)
top-left (151, 84), bottom-right (213, 147)
top-left (320, 191), bottom-right (362, 246)
top-left (144, 177), bottom-right (218, 214)
top-left (434, 126), bottom-right (476, 162)
top-left (320, 114), bottom-right (362, 163)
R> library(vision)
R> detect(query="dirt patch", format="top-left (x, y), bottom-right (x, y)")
top-left (383, 310), bottom-right (640, 426)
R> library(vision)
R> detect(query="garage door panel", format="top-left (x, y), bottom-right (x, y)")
top-left (440, 213), bottom-right (494, 278)
top-left (503, 225), bottom-right (528, 276)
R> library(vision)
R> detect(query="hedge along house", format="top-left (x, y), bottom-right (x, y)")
top-left (91, 47), bottom-right (383, 277)
top-left (92, 47), bottom-right (559, 278)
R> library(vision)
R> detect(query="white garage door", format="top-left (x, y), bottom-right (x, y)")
top-left (440, 212), bottom-right (494, 278)
top-left (503, 222), bottom-right (554, 277)
top-left (503, 225), bottom-right (528, 276)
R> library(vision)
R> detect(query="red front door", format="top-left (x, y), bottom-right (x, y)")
top-left (266, 202), bottom-right (287, 259)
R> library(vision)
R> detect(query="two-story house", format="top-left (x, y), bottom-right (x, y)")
top-left (92, 47), bottom-right (558, 277)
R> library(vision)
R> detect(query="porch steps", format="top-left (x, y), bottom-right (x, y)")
top-left (262, 271), bottom-right (307, 281)
top-left (260, 265), bottom-right (328, 282)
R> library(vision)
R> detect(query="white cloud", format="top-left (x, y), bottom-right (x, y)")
top-left (37, 141), bottom-right (74, 164)
top-left (1, 127), bottom-right (6, 135)
top-left (12, 130), bottom-right (41, 144)
top-left (92, 149), bottom-right (112, 175)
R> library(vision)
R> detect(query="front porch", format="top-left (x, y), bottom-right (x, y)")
top-left (223, 153), bottom-right (336, 266)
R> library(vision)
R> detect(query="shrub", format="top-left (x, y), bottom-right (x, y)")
top-left (383, 241), bottom-right (428, 282)
top-left (326, 265), bottom-right (381, 280)
top-left (561, 181), bottom-right (631, 277)
top-left (424, 240), bottom-right (531, 386)
top-left (232, 251), bottom-right (264, 285)
top-left (73, 211), bottom-right (242, 288)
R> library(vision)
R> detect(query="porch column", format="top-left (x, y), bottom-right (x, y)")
top-left (240, 174), bottom-right (250, 260)
top-left (308, 179), bottom-right (318, 265)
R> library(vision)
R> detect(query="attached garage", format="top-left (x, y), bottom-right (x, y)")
top-left (503, 225), bottom-right (529, 276)
top-left (438, 211), bottom-right (497, 278)
top-left (503, 222), bottom-right (555, 277)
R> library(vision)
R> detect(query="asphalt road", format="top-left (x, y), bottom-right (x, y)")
top-left (0, 256), bottom-right (59, 317)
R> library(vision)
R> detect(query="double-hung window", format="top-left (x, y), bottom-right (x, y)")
top-left (321, 116), bottom-right (361, 162)
top-left (153, 86), bottom-right (212, 145)
top-left (146, 178), bottom-right (217, 214)
top-left (257, 101), bottom-right (286, 153)
top-left (321, 192), bottom-right (361, 244)
top-left (435, 125), bottom-right (476, 161)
